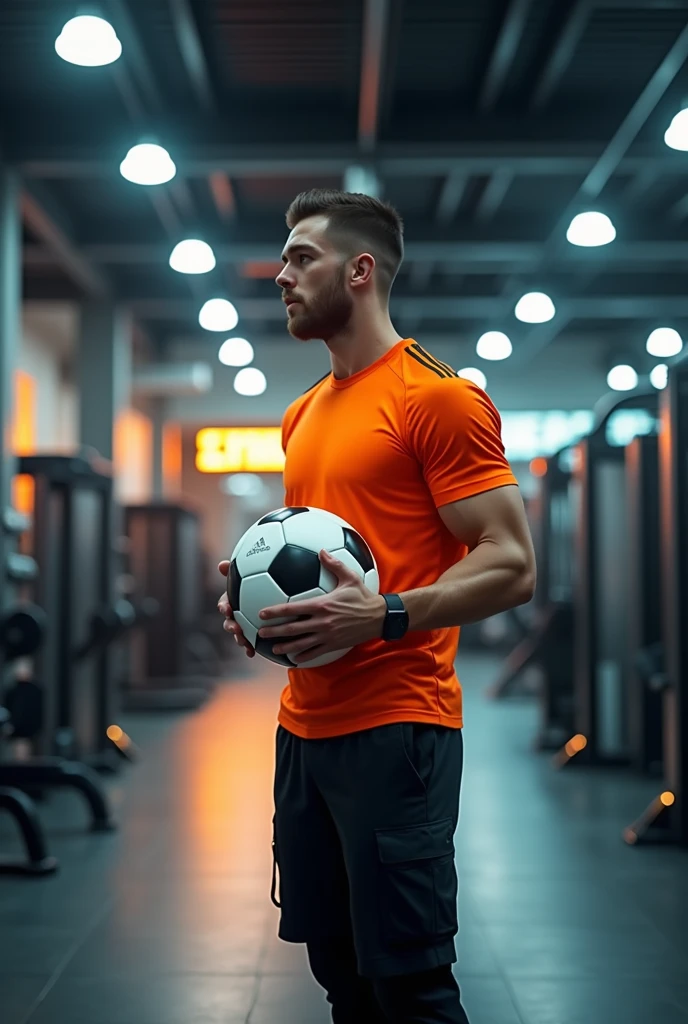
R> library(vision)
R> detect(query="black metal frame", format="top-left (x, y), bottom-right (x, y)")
top-left (18, 454), bottom-right (118, 768)
top-left (571, 392), bottom-right (659, 767)
top-left (625, 434), bottom-right (664, 777)
top-left (657, 357), bottom-right (688, 844)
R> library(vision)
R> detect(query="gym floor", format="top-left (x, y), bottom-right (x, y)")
top-left (2, 653), bottom-right (688, 1024)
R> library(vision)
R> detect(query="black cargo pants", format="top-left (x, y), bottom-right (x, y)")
top-left (272, 722), bottom-right (471, 1022)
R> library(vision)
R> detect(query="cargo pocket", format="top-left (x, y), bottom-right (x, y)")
top-left (375, 818), bottom-right (458, 947)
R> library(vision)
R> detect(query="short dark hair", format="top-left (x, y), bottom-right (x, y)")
top-left (285, 189), bottom-right (404, 297)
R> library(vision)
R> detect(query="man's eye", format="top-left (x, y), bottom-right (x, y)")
top-left (299, 254), bottom-right (311, 264)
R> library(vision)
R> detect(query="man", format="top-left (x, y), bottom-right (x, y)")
top-left (218, 189), bottom-right (536, 1023)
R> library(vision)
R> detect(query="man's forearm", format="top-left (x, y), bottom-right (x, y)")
top-left (399, 539), bottom-right (535, 632)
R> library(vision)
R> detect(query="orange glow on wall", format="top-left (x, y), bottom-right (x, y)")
top-left (196, 427), bottom-right (285, 473)
top-left (530, 457), bottom-right (548, 478)
top-left (162, 421), bottom-right (183, 497)
top-left (11, 370), bottom-right (36, 515)
top-left (114, 408), bottom-right (153, 503)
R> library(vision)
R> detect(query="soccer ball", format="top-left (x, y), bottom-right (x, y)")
top-left (227, 506), bottom-right (379, 669)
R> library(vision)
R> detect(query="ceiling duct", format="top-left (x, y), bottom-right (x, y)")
top-left (133, 362), bottom-right (213, 396)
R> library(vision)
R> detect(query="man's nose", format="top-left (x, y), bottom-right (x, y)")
top-left (275, 265), bottom-right (293, 289)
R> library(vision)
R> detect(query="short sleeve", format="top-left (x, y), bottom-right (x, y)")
top-left (406, 377), bottom-right (517, 506)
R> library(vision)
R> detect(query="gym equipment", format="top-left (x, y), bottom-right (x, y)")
top-left (228, 506), bottom-right (379, 668)
top-left (626, 434), bottom-right (664, 778)
top-left (487, 446), bottom-right (575, 751)
top-left (626, 356), bottom-right (688, 844)
top-left (123, 503), bottom-right (215, 709)
top-left (0, 531), bottom-right (57, 874)
top-left (17, 453), bottom-right (122, 769)
top-left (568, 392), bottom-right (659, 767)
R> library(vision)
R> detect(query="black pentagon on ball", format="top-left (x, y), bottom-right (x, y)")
top-left (343, 528), bottom-right (375, 574)
top-left (258, 506), bottom-right (310, 525)
top-left (269, 544), bottom-right (321, 597)
top-left (254, 635), bottom-right (293, 668)
top-left (228, 558), bottom-right (242, 610)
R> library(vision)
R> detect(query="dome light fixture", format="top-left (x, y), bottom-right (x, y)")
top-left (650, 364), bottom-right (669, 390)
top-left (169, 239), bottom-right (216, 275)
top-left (219, 337), bottom-right (254, 367)
top-left (646, 327), bottom-right (683, 358)
top-left (199, 298), bottom-right (239, 332)
top-left (607, 364), bottom-right (638, 392)
top-left (476, 331), bottom-right (512, 361)
top-left (566, 211), bottom-right (616, 247)
top-left (120, 142), bottom-right (176, 185)
top-left (515, 292), bottom-right (555, 324)
top-left (234, 367), bottom-right (266, 397)
top-left (55, 14), bottom-right (122, 66)
top-left (458, 367), bottom-right (487, 390)
top-left (665, 107), bottom-right (688, 151)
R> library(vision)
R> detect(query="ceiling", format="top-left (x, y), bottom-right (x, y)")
top-left (2, 0), bottom-right (688, 376)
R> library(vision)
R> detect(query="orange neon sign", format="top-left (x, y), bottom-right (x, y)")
top-left (195, 427), bottom-right (285, 473)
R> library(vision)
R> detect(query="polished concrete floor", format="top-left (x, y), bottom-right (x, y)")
top-left (2, 651), bottom-right (688, 1024)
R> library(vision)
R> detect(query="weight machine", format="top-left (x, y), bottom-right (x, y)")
top-left (487, 445), bottom-right (576, 751)
top-left (625, 357), bottom-right (688, 844)
top-left (568, 392), bottom-right (659, 768)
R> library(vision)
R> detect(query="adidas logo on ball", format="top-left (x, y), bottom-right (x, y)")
top-left (246, 537), bottom-right (269, 557)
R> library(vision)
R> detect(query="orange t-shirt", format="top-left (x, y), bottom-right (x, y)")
top-left (277, 338), bottom-right (517, 739)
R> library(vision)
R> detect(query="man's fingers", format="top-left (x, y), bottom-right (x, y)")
top-left (218, 560), bottom-right (230, 578)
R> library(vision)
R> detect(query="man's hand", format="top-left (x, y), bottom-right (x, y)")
top-left (257, 549), bottom-right (386, 664)
top-left (218, 560), bottom-right (255, 658)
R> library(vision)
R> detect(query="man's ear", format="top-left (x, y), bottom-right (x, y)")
top-left (350, 253), bottom-right (376, 288)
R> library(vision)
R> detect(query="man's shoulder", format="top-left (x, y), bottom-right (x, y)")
top-left (282, 372), bottom-right (331, 438)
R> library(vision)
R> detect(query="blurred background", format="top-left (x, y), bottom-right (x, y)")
top-left (1, 3), bottom-right (688, 1024)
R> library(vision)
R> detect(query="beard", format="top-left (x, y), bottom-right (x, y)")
top-left (286, 265), bottom-right (353, 342)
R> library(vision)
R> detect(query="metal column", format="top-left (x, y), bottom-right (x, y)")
top-left (0, 164), bottom-right (21, 612)
top-left (78, 303), bottom-right (132, 460)
top-left (659, 357), bottom-right (688, 844)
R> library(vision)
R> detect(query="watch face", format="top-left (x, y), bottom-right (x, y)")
top-left (387, 611), bottom-right (408, 640)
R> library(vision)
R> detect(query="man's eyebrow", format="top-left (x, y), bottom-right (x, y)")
top-left (281, 242), bottom-right (321, 262)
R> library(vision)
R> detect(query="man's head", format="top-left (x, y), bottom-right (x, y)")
top-left (275, 189), bottom-right (404, 341)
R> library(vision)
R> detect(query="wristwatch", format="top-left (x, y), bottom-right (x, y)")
top-left (381, 593), bottom-right (409, 641)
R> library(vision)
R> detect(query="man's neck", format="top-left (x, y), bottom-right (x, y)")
top-left (326, 316), bottom-right (404, 380)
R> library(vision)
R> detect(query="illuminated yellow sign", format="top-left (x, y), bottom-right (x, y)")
top-left (195, 427), bottom-right (285, 473)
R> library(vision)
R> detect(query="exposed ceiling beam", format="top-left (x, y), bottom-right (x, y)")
top-left (479, 0), bottom-right (536, 110)
top-left (208, 172), bottom-right (236, 221)
top-left (358, 0), bottom-right (391, 151)
top-left (530, 0), bottom-right (593, 109)
top-left (23, 239), bottom-right (688, 268)
top-left (668, 193), bottom-right (688, 222)
top-left (508, 310), bottom-right (574, 369)
top-left (579, 20), bottom-right (688, 199)
top-left (436, 173), bottom-right (468, 224)
top-left (21, 184), bottom-right (110, 299)
top-left (20, 144), bottom-right (688, 181)
top-left (503, 19), bottom-right (688, 368)
top-left (475, 169), bottom-right (514, 222)
top-left (106, 0), bottom-right (164, 112)
top-left (621, 166), bottom-right (660, 203)
top-left (127, 295), bottom-right (688, 321)
top-left (168, 0), bottom-right (217, 112)
top-left (410, 263), bottom-right (434, 290)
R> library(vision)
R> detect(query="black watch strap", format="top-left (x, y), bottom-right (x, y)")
top-left (381, 593), bottom-right (409, 641)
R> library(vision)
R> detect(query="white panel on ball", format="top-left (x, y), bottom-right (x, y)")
top-left (288, 587), bottom-right (326, 604)
top-left (235, 522), bottom-right (286, 577)
top-left (322, 548), bottom-right (366, 585)
top-left (233, 609), bottom-right (258, 647)
top-left (282, 511), bottom-right (344, 553)
top-left (239, 573), bottom-right (293, 630)
top-left (307, 507), bottom-right (353, 529)
top-left (364, 568), bottom-right (380, 593)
